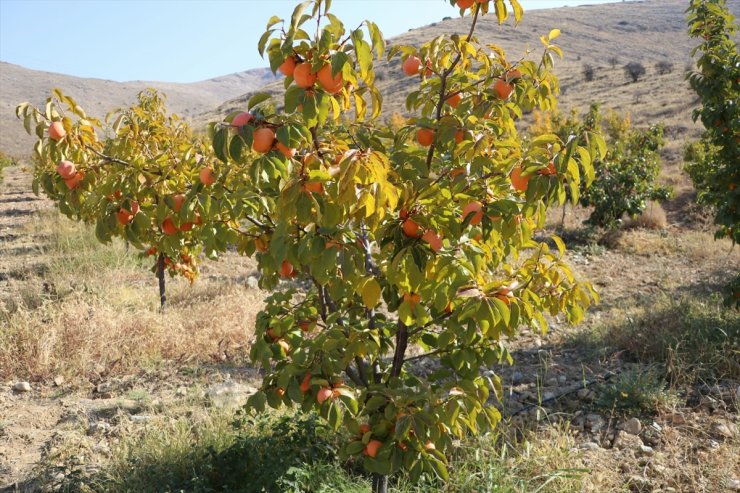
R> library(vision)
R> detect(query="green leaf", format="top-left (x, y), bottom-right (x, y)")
top-left (248, 93), bottom-right (272, 110)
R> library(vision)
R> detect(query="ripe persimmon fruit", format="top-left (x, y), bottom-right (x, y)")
top-left (231, 112), bottom-right (253, 130)
top-left (199, 167), bottom-right (216, 186)
top-left (318, 64), bottom-right (344, 94)
top-left (364, 440), bottom-right (383, 458)
top-left (280, 260), bottom-right (295, 277)
top-left (403, 56), bottom-right (422, 76)
top-left (56, 160), bottom-right (76, 179)
top-left (300, 372), bottom-right (312, 393)
top-left (416, 128), bottom-right (435, 147)
top-left (404, 292), bottom-right (421, 308)
top-left (462, 201), bottom-right (484, 225)
top-left (493, 78), bottom-right (514, 99)
top-left (161, 217), bottom-right (178, 236)
top-left (279, 56), bottom-right (297, 77)
top-left (317, 386), bottom-right (334, 404)
top-left (422, 229), bottom-right (443, 252)
top-left (510, 165), bottom-right (530, 192)
top-left (253, 127), bottom-right (276, 154)
top-left (171, 194), bottom-right (186, 212)
top-left (402, 218), bottom-right (421, 237)
top-left (446, 92), bottom-right (462, 108)
top-left (48, 121), bottom-right (66, 141)
top-left (294, 62), bottom-right (317, 88)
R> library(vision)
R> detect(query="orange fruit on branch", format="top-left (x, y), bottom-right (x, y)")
top-left (48, 121), bottom-right (66, 141)
top-left (300, 372), bottom-right (312, 393)
top-left (317, 386), bottom-right (334, 404)
top-left (416, 128), bottom-right (435, 147)
top-left (171, 194), bottom-right (186, 212)
top-left (422, 229), bottom-right (443, 252)
top-left (56, 160), bottom-right (76, 179)
top-left (446, 92), bottom-right (462, 108)
top-left (493, 78), bottom-right (514, 99)
top-left (293, 62), bottom-right (317, 89)
top-left (403, 56), bottom-right (422, 76)
top-left (510, 165), bottom-right (530, 192)
top-left (364, 440), bottom-right (383, 458)
top-left (403, 292), bottom-right (421, 308)
top-left (253, 127), bottom-right (276, 154)
top-left (402, 218), bottom-right (421, 237)
top-left (275, 142), bottom-right (296, 159)
top-left (318, 64), bottom-right (344, 94)
top-left (199, 167), bottom-right (216, 186)
top-left (161, 217), bottom-right (178, 236)
top-left (231, 112), bottom-right (253, 130)
top-left (279, 56), bottom-right (297, 77)
top-left (280, 260), bottom-right (295, 277)
top-left (462, 201), bottom-right (484, 225)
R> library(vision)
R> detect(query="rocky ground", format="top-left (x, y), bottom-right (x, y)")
top-left (1, 164), bottom-right (738, 492)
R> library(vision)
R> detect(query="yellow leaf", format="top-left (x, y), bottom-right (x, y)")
top-left (361, 278), bottom-right (381, 308)
top-left (548, 28), bottom-right (561, 40)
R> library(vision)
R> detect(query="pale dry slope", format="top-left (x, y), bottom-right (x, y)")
top-left (201, 0), bottom-right (740, 160)
top-left (0, 62), bottom-right (278, 157)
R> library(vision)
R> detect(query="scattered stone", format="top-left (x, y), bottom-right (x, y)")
top-left (727, 479), bottom-right (740, 491)
top-left (577, 388), bottom-right (593, 400)
top-left (711, 421), bottom-right (737, 439)
top-left (579, 441), bottom-right (600, 450)
top-left (92, 442), bottom-right (111, 457)
top-left (557, 375), bottom-right (567, 385)
top-left (176, 386), bottom-right (188, 397)
top-left (79, 398), bottom-right (144, 418)
top-left (637, 445), bottom-right (654, 457)
top-left (206, 381), bottom-right (257, 408)
top-left (627, 475), bottom-right (651, 492)
top-left (650, 422), bottom-right (662, 432)
top-left (246, 276), bottom-right (259, 289)
top-left (622, 417), bottom-right (642, 435)
top-left (585, 413), bottom-right (605, 433)
top-left (614, 430), bottom-right (644, 450)
top-left (512, 371), bottom-right (524, 384)
top-left (53, 375), bottom-right (65, 387)
top-left (546, 377), bottom-right (558, 387)
top-left (88, 422), bottom-right (111, 435)
top-left (650, 463), bottom-right (666, 474)
top-left (130, 415), bottom-right (151, 424)
top-left (12, 381), bottom-right (31, 392)
top-left (708, 439), bottom-right (720, 450)
top-left (543, 391), bottom-right (556, 401)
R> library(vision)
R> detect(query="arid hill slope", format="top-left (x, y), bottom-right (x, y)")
top-left (0, 62), bottom-right (277, 157)
top-left (201, 0), bottom-right (740, 162)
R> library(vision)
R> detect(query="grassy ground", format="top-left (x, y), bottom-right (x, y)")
top-left (1, 163), bottom-right (738, 492)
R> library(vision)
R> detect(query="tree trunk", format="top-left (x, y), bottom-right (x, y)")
top-left (372, 473), bottom-right (388, 493)
top-left (157, 253), bottom-right (166, 312)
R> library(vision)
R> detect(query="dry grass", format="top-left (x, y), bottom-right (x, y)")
top-left (0, 210), bottom-right (264, 382)
top-left (624, 201), bottom-right (668, 230)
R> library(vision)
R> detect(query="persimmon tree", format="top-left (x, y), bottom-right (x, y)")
top-left (685, 0), bottom-right (739, 306)
top-left (211, 0), bottom-right (603, 490)
top-left (16, 90), bottom-right (236, 309)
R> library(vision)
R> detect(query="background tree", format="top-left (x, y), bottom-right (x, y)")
top-left (685, 0), bottom-right (739, 306)
top-left (530, 105), bottom-right (671, 229)
top-left (16, 90), bottom-right (233, 309)
top-left (624, 61), bottom-right (646, 82)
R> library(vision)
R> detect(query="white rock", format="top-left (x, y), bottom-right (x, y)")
top-left (586, 413), bottom-right (605, 432)
top-left (53, 376), bottom-right (65, 387)
top-left (12, 381), bottom-right (31, 392)
top-left (176, 386), bottom-right (188, 396)
top-left (246, 276), bottom-right (260, 289)
top-left (622, 417), bottom-right (642, 435)
top-left (712, 421), bottom-right (737, 439)
top-left (130, 415), bottom-right (151, 424)
top-left (558, 375), bottom-right (567, 385)
top-left (637, 445), bottom-right (654, 457)
top-left (727, 479), bottom-right (740, 491)
top-left (579, 441), bottom-right (600, 450)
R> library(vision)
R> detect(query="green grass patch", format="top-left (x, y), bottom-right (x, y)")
top-left (572, 293), bottom-right (740, 385)
top-left (46, 408), bottom-right (588, 493)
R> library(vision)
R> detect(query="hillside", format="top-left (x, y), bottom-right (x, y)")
top-left (0, 62), bottom-right (278, 157)
top-left (201, 0), bottom-right (740, 164)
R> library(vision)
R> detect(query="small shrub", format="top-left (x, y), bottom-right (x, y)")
top-left (608, 56), bottom-right (620, 69)
top-left (655, 60), bottom-right (674, 75)
top-left (624, 201), bottom-right (667, 230)
top-left (582, 63), bottom-right (595, 82)
top-left (624, 61), bottom-right (646, 82)
top-left (0, 150), bottom-right (15, 183)
top-left (596, 367), bottom-right (677, 415)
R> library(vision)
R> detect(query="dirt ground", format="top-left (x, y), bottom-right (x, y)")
top-left (1, 164), bottom-right (738, 492)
